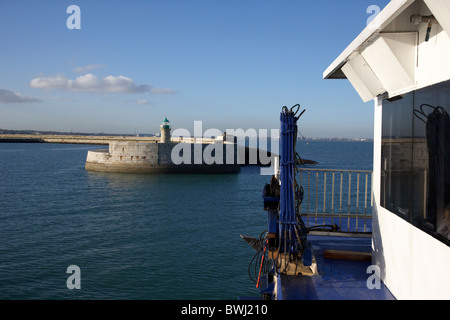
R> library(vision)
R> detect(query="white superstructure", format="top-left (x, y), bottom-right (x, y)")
top-left (324, 0), bottom-right (450, 299)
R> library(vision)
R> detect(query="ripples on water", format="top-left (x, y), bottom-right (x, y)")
top-left (0, 141), bottom-right (372, 299)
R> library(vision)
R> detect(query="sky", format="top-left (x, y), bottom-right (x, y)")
top-left (0, 0), bottom-right (390, 138)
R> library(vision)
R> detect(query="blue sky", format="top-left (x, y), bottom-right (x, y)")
top-left (0, 0), bottom-right (390, 138)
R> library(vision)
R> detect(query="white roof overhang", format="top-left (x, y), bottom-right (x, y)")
top-left (323, 0), bottom-right (450, 102)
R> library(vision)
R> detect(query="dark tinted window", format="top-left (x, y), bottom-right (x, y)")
top-left (381, 80), bottom-right (450, 245)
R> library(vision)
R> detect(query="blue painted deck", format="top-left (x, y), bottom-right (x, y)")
top-left (279, 235), bottom-right (396, 300)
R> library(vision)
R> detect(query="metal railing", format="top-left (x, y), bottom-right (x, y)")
top-left (298, 168), bottom-right (373, 237)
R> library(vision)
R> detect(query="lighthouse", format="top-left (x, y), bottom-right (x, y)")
top-left (160, 117), bottom-right (171, 143)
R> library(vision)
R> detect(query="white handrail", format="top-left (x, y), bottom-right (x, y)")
top-left (298, 168), bottom-right (373, 235)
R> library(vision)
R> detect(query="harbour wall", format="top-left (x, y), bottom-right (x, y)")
top-left (0, 134), bottom-right (160, 145)
top-left (85, 141), bottom-right (243, 174)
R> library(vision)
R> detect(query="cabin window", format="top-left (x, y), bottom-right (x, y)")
top-left (381, 79), bottom-right (450, 245)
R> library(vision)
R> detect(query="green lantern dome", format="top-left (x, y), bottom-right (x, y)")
top-left (160, 117), bottom-right (171, 129)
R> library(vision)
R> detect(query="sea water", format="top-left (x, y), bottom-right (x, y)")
top-left (0, 140), bottom-right (372, 299)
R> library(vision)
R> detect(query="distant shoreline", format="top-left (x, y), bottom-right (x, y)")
top-left (0, 129), bottom-right (373, 143)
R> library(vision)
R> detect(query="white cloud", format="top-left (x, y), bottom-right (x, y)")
top-left (72, 64), bottom-right (105, 73)
top-left (136, 99), bottom-right (151, 105)
top-left (0, 87), bottom-right (43, 103)
top-left (30, 74), bottom-right (68, 91)
top-left (30, 73), bottom-right (152, 94)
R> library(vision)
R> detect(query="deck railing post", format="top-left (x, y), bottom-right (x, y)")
top-left (298, 168), bottom-right (372, 236)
